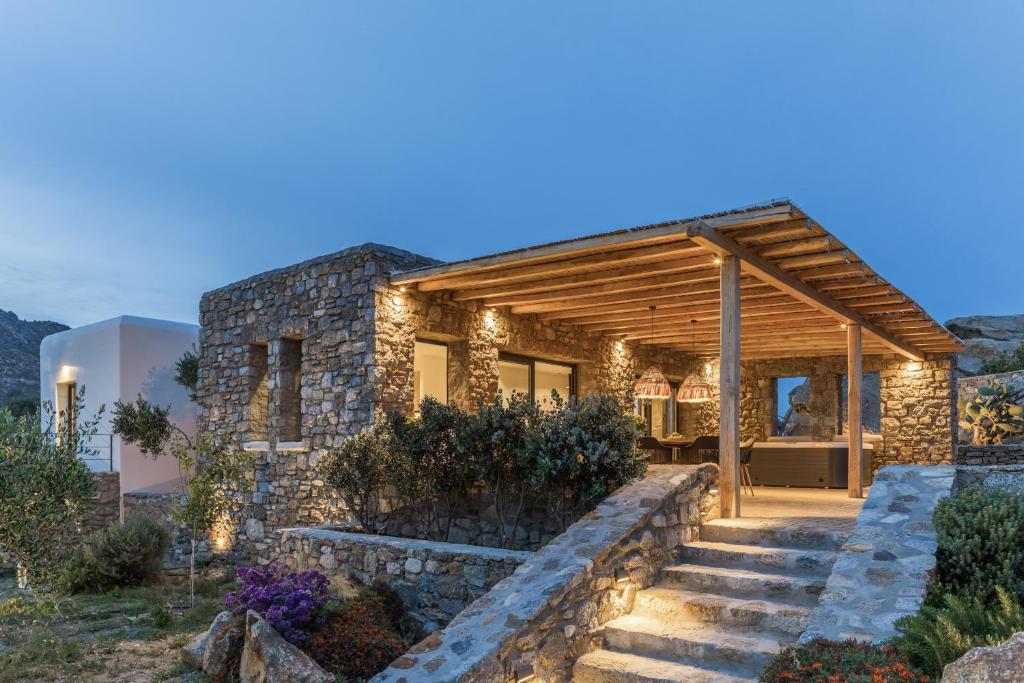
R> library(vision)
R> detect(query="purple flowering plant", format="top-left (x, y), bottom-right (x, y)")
top-left (225, 562), bottom-right (339, 645)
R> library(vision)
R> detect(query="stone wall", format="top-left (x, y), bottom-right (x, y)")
top-left (953, 464), bottom-right (1024, 493)
top-left (955, 444), bottom-right (1024, 466)
top-left (82, 472), bottom-right (120, 533)
top-left (197, 244), bottom-right (440, 552)
top-left (740, 354), bottom-right (956, 469)
top-left (371, 464), bottom-right (718, 683)
top-left (801, 465), bottom-right (956, 644)
top-left (374, 284), bottom-right (716, 423)
top-left (265, 527), bottom-right (531, 632)
top-left (198, 244), bottom-right (717, 555)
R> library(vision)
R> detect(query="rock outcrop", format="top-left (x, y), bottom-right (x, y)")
top-left (0, 309), bottom-right (67, 406)
top-left (239, 610), bottom-right (332, 683)
top-left (941, 631), bottom-right (1024, 682)
top-left (945, 314), bottom-right (1024, 374)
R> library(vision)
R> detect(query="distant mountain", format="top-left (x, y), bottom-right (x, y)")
top-left (0, 309), bottom-right (69, 406)
top-left (945, 314), bottom-right (1024, 374)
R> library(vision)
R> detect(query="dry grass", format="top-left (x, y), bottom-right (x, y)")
top-left (0, 567), bottom-right (236, 682)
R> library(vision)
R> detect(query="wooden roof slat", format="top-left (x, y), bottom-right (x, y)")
top-left (686, 221), bottom-right (925, 360)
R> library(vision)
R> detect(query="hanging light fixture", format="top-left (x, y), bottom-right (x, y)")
top-left (633, 306), bottom-right (672, 400)
top-left (677, 319), bottom-right (714, 403)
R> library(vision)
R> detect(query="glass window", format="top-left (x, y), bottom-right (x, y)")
top-left (838, 371), bottom-right (881, 434)
top-left (498, 354), bottom-right (575, 409)
top-left (414, 341), bottom-right (448, 411)
top-left (534, 361), bottom-right (572, 410)
top-left (774, 376), bottom-right (811, 436)
top-left (498, 358), bottom-right (530, 402)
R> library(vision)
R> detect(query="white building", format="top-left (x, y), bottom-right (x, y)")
top-left (39, 315), bottom-right (199, 494)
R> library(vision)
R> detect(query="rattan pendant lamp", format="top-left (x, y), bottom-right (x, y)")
top-left (632, 306), bottom-right (672, 400)
top-left (677, 319), bottom-right (714, 403)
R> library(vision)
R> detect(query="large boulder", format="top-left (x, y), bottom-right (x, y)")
top-left (942, 631), bottom-right (1024, 682)
top-left (181, 610), bottom-right (241, 675)
top-left (239, 610), bottom-right (333, 683)
top-left (203, 610), bottom-right (244, 677)
top-left (946, 314), bottom-right (1024, 374)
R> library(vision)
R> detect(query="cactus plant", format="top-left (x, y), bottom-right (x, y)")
top-left (958, 382), bottom-right (1024, 445)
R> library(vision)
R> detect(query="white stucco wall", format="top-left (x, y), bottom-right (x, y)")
top-left (39, 315), bottom-right (199, 494)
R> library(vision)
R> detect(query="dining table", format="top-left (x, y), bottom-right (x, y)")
top-left (657, 435), bottom-right (694, 463)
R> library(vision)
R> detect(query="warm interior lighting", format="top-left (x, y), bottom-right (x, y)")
top-left (633, 306), bottom-right (671, 400)
top-left (678, 320), bottom-right (714, 403)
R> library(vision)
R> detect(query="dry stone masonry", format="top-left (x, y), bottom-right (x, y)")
top-left (371, 464), bottom-right (718, 683)
top-left (264, 526), bottom-right (531, 631)
top-left (801, 465), bottom-right (956, 644)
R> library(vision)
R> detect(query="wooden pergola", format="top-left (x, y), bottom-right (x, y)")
top-left (392, 200), bottom-right (963, 517)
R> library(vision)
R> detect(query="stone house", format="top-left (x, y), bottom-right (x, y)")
top-left (197, 200), bottom-right (962, 551)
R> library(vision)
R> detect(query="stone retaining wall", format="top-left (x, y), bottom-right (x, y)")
top-left (955, 444), bottom-right (1024, 466)
top-left (372, 464), bottom-right (718, 683)
top-left (264, 527), bottom-right (531, 631)
top-left (953, 464), bottom-right (1024, 493)
top-left (82, 472), bottom-right (120, 533)
top-left (801, 464), bottom-right (956, 644)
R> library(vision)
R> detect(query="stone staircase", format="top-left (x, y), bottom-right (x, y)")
top-left (573, 518), bottom-right (848, 682)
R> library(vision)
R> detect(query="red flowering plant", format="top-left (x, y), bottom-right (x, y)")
top-left (225, 562), bottom-right (339, 645)
top-left (760, 638), bottom-right (929, 683)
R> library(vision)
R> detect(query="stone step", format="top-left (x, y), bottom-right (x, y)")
top-left (660, 564), bottom-right (826, 606)
top-left (700, 519), bottom-right (847, 551)
top-left (573, 649), bottom-right (757, 683)
top-left (633, 586), bottom-right (811, 637)
top-left (681, 540), bottom-right (838, 576)
top-left (601, 614), bottom-right (784, 675)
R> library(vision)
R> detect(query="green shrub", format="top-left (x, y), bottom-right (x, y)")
top-left (58, 515), bottom-right (170, 593)
top-left (320, 418), bottom-right (395, 533)
top-left (892, 586), bottom-right (1024, 679)
top-left (933, 486), bottom-right (1024, 603)
top-left (978, 341), bottom-right (1024, 375)
top-left (760, 638), bottom-right (927, 682)
top-left (532, 393), bottom-right (647, 527)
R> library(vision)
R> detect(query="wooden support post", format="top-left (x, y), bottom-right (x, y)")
top-left (847, 323), bottom-right (864, 498)
top-left (720, 255), bottom-right (741, 518)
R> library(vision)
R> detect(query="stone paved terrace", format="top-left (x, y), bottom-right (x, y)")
top-left (717, 485), bottom-right (867, 535)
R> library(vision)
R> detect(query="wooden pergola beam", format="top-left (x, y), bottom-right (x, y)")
top-left (686, 221), bottom-right (925, 361)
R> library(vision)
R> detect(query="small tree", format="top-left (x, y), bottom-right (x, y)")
top-left (320, 418), bottom-right (395, 532)
top-left (112, 350), bottom-right (249, 606)
top-left (462, 392), bottom-right (543, 548)
top-left (0, 387), bottom-right (102, 589)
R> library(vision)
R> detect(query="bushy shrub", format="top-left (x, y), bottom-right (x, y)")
top-left (933, 486), bottom-right (1024, 603)
top-left (322, 392), bottom-right (647, 548)
top-left (978, 341), bottom-right (1024, 375)
top-left (892, 586), bottom-right (1024, 679)
top-left (225, 563), bottom-right (338, 645)
top-left (760, 638), bottom-right (928, 682)
top-left (58, 515), bottom-right (170, 593)
top-left (533, 393), bottom-right (647, 527)
top-left (306, 585), bottom-right (410, 680)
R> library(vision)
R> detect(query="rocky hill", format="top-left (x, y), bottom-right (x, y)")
top-left (945, 314), bottom-right (1024, 374)
top-left (0, 309), bottom-right (69, 406)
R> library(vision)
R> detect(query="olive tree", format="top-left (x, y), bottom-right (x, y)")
top-left (0, 387), bottom-right (102, 589)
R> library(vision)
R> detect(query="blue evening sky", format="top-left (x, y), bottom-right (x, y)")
top-left (1, 2), bottom-right (1021, 328)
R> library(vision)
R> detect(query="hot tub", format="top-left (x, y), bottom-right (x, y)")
top-left (748, 440), bottom-right (874, 488)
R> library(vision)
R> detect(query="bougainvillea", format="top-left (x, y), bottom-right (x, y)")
top-left (225, 562), bottom-right (338, 644)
